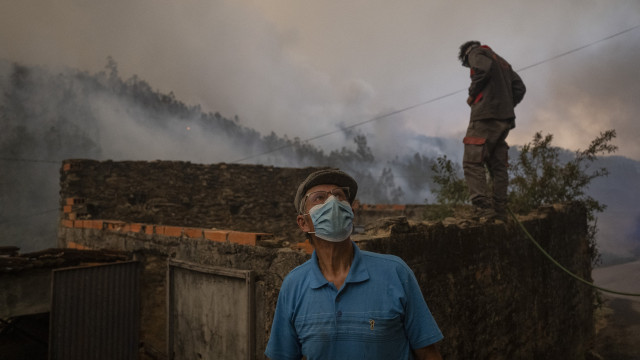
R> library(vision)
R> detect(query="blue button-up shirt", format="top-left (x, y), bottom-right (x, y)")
top-left (265, 242), bottom-right (443, 360)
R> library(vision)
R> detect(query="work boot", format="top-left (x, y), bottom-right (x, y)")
top-left (472, 198), bottom-right (496, 222)
top-left (494, 201), bottom-right (509, 223)
top-left (494, 211), bottom-right (508, 223)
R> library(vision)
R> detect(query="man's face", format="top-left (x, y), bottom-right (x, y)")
top-left (297, 184), bottom-right (351, 232)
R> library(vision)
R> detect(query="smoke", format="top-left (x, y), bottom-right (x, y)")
top-left (1, 0), bottom-right (640, 258)
top-left (511, 27), bottom-right (640, 160)
top-left (2, 0), bottom-right (640, 159)
top-left (0, 60), bottom-right (432, 252)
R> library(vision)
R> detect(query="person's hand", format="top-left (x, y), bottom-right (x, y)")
top-left (466, 96), bottom-right (474, 106)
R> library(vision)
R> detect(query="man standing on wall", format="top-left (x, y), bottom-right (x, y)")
top-left (458, 40), bottom-right (526, 222)
top-left (265, 169), bottom-right (444, 359)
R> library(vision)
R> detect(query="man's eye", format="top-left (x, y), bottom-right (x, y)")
top-left (310, 193), bottom-right (327, 204)
top-left (332, 188), bottom-right (348, 200)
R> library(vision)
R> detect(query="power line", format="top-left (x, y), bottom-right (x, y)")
top-left (231, 23), bottom-right (640, 164)
top-left (1, 24), bottom-right (638, 166)
top-left (517, 24), bottom-right (640, 72)
top-left (230, 88), bottom-right (466, 164)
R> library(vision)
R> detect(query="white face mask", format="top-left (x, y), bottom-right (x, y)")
top-left (308, 196), bottom-right (354, 242)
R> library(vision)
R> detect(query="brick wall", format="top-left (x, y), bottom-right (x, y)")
top-left (60, 159), bottom-right (330, 242)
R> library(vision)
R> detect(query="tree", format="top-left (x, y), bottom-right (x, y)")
top-left (430, 155), bottom-right (468, 206)
top-left (430, 129), bottom-right (618, 266)
top-left (508, 130), bottom-right (617, 266)
top-left (423, 155), bottom-right (468, 220)
top-left (354, 134), bottom-right (374, 163)
top-left (508, 130), bottom-right (617, 215)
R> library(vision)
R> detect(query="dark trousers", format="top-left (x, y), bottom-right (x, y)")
top-left (462, 118), bottom-right (514, 207)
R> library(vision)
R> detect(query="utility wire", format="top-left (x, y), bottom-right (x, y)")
top-left (231, 23), bottom-right (640, 164)
top-left (3, 26), bottom-right (638, 230)
top-left (2, 24), bottom-right (639, 167)
top-left (230, 89), bottom-right (466, 163)
top-left (517, 24), bottom-right (640, 72)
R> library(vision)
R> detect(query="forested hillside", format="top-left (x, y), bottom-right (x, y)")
top-left (1, 59), bottom-right (638, 262)
top-left (0, 59), bottom-right (447, 251)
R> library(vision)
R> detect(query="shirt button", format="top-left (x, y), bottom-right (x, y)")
top-left (337, 310), bottom-right (342, 317)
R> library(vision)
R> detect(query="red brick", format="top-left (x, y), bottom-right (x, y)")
top-left (61, 219), bottom-right (74, 228)
top-left (184, 227), bottom-right (204, 238)
top-left (144, 225), bottom-right (155, 235)
top-left (88, 220), bottom-right (104, 229)
top-left (63, 205), bottom-right (73, 213)
top-left (228, 232), bottom-right (257, 246)
top-left (65, 197), bottom-right (84, 205)
top-left (162, 226), bottom-right (183, 237)
top-left (129, 223), bottom-right (143, 233)
top-left (82, 220), bottom-right (95, 229)
top-left (63, 163), bottom-right (71, 171)
top-left (204, 230), bottom-right (228, 243)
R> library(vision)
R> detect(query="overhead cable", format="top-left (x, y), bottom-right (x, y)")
top-left (230, 23), bottom-right (640, 164)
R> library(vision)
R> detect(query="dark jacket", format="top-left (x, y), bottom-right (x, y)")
top-left (467, 45), bottom-right (526, 122)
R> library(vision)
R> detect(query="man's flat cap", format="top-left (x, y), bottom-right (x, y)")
top-left (294, 169), bottom-right (358, 214)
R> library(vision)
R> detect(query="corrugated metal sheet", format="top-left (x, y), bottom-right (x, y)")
top-left (49, 261), bottom-right (140, 360)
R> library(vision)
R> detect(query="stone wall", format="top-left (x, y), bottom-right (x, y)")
top-left (60, 159), bottom-right (329, 242)
top-left (355, 205), bottom-right (594, 359)
top-left (58, 160), bottom-right (596, 359)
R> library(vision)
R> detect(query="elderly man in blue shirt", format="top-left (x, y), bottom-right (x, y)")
top-left (265, 169), bottom-right (444, 360)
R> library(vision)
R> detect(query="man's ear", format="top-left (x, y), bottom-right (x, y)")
top-left (297, 214), bottom-right (313, 233)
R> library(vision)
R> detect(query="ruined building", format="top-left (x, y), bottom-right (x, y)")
top-left (1, 159), bottom-right (595, 359)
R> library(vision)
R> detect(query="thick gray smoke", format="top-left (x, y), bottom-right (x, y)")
top-left (0, 60), bottom-right (450, 252)
top-left (3, 1), bottom-right (640, 159)
top-left (1, 0), bottom-right (639, 260)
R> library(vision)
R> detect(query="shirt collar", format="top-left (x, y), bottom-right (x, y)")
top-left (309, 241), bottom-right (370, 289)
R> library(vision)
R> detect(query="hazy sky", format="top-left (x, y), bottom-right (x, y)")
top-left (2, 0), bottom-right (640, 161)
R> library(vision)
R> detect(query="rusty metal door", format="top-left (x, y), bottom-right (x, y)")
top-left (49, 261), bottom-right (140, 360)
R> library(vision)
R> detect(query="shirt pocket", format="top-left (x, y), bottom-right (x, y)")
top-left (345, 312), bottom-right (409, 359)
top-left (295, 311), bottom-right (409, 359)
top-left (340, 311), bottom-right (405, 342)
